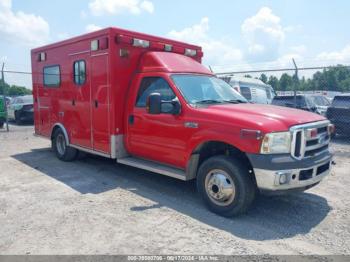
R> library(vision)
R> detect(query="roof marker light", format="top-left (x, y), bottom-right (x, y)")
top-left (133, 38), bottom-right (150, 48)
top-left (184, 48), bottom-right (197, 57)
top-left (38, 52), bottom-right (46, 62)
top-left (91, 39), bottom-right (99, 51)
top-left (164, 44), bottom-right (172, 52)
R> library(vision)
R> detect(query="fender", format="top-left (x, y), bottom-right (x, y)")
top-left (51, 123), bottom-right (70, 145)
top-left (186, 129), bottom-right (243, 161)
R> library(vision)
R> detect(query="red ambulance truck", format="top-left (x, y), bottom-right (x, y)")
top-left (31, 27), bottom-right (334, 216)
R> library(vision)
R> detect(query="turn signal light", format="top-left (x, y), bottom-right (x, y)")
top-left (328, 124), bottom-right (335, 134)
top-left (306, 128), bottom-right (318, 138)
top-left (240, 129), bottom-right (263, 140)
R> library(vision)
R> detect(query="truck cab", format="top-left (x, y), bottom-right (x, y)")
top-left (32, 27), bottom-right (334, 216)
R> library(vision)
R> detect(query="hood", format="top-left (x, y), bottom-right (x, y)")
top-left (196, 103), bottom-right (326, 132)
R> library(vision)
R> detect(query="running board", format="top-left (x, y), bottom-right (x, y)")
top-left (117, 157), bottom-right (187, 181)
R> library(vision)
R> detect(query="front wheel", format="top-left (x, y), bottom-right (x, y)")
top-left (52, 129), bottom-right (78, 161)
top-left (197, 155), bottom-right (256, 217)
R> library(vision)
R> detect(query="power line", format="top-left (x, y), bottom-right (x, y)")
top-left (2, 64), bottom-right (350, 77)
top-left (215, 64), bottom-right (350, 76)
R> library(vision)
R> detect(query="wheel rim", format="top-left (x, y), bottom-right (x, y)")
top-left (56, 134), bottom-right (66, 156)
top-left (205, 169), bottom-right (236, 206)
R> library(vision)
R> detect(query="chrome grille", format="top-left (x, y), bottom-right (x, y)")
top-left (291, 120), bottom-right (330, 160)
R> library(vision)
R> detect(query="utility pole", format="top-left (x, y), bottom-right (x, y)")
top-left (292, 58), bottom-right (298, 108)
top-left (1, 63), bottom-right (9, 132)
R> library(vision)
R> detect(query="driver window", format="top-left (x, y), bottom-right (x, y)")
top-left (136, 77), bottom-right (176, 107)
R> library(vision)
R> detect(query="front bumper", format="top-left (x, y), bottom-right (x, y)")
top-left (18, 110), bottom-right (34, 122)
top-left (247, 151), bottom-right (332, 192)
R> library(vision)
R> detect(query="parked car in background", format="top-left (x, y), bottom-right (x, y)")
top-left (221, 76), bottom-right (275, 104)
top-left (307, 95), bottom-right (331, 116)
top-left (0, 96), bottom-right (6, 128)
top-left (271, 94), bottom-right (329, 115)
top-left (326, 94), bottom-right (350, 136)
top-left (7, 95), bottom-right (34, 124)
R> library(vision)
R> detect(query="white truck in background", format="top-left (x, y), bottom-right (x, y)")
top-left (220, 76), bottom-right (276, 104)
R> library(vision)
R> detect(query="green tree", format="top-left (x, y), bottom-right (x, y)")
top-left (279, 73), bottom-right (293, 91)
top-left (8, 85), bottom-right (32, 96)
top-left (339, 78), bottom-right (350, 92)
top-left (259, 73), bottom-right (268, 84)
top-left (267, 75), bottom-right (279, 90)
top-left (259, 65), bottom-right (350, 93)
top-left (0, 78), bottom-right (31, 96)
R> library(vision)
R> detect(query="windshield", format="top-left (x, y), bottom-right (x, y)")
top-left (332, 96), bottom-right (350, 108)
top-left (14, 96), bottom-right (33, 104)
top-left (308, 96), bottom-right (330, 106)
top-left (171, 75), bottom-right (247, 105)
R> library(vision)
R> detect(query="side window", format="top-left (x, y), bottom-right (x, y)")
top-left (43, 65), bottom-right (60, 87)
top-left (136, 77), bottom-right (176, 108)
top-left (73, 60), bottom-right (86, 85)
top-left (240, 86), bottom-right (252, 101)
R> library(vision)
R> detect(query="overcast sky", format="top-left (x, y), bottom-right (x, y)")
top-left (1, 0), bottom-right (350, 88)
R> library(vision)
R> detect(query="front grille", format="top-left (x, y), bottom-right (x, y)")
top-left (294, 130), bottom-right (303, 158)
top-left (316, 162), bottom-right (330, 175)
top-left (291, 120), bottom-right (330, 160)
top-left (306, 139), bottom-right (318, 147)
top-left (299, 169), bottom-right (313, 180)
top-left (304, 145), bottom-right (329, 157)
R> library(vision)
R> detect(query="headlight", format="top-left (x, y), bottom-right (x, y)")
top-left (260, 131), bottom-right (291, 154)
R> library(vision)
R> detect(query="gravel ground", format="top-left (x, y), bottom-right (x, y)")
top-left (0, 124), bottom-right (349, 255)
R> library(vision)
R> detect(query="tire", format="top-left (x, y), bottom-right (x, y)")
top-left (52, 129), bottom-right (78, 161)
top-left (0, 122), bottom-right (3, 129)
top-left (197, 155), bottom-right (256, 217)
top-left (15, 111), bottom-right (22, 125)
top-left (77, 150), bottom-right (88, 160)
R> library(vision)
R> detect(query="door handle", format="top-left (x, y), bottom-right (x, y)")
top-left (94, 100), bottom-right (98, 108)
top-left (129, 115), bottom-right (134, 125)
top-left (72, 99), bottom-right (75, 106)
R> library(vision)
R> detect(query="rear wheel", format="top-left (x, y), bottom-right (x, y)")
top-left (197, 155), bottom-right (256, 217)
top-left (52, 129), bottom-right (78, 161)
top-left (0, 122), bottom-right (3, 128)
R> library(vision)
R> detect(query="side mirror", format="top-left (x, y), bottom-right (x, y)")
top-left (147, 93), bottom-right (181, 115)
top-left (161, 100), bottom-right (181, 115)
top-left (147, 93), bottom-right (161, 114)
top-left (311, 106), bottom-right (318, 113)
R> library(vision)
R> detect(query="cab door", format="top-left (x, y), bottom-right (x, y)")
top-left (90, 53), bottom-right (110, 154)
top-left (126, 75), bottom-right (188, 168)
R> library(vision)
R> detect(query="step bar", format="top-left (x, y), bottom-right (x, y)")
top-left (117, 157), bottom-right (187, 181)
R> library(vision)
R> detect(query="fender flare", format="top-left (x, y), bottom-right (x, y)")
top-left (51, 123), bottom-right (70, 145)
top-left (185, 139), bottom-right (248, 180)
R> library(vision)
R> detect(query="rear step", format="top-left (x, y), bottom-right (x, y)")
top-left (117, 157), bottom-right (187, 180)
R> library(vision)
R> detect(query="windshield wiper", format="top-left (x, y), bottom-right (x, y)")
top-left (195, 99), bottom-right (224, 104)
top-left (223, 99), bottom-right (248, 104)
